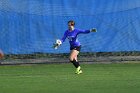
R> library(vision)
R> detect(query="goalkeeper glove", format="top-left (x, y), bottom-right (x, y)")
top-left (90, 28), bottom-right (97, 32)
top-left (53, 43), bottom-right (59, 49)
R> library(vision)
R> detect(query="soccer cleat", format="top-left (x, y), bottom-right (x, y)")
top-left (75, 66), bottom-right (82, 74)
top-left (75, 66), bottom-right (81, 73)
top-left (77, 70), bottom-right (82, 74)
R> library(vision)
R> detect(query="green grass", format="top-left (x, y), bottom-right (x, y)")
top-left (0, 63), bottom-right (140, 93)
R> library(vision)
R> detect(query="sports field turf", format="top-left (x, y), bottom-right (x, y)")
top-left (0, 63), bottom-right (140, 93)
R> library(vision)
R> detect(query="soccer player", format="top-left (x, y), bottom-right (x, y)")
top-left (53, 20), bottom-right (96, 74)
top-left (0, 49), bottom-right (4, 59)
top-left (0, 49), bottom-right (4, 64)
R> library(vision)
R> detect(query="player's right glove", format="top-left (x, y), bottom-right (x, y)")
top-left (53, 39), bottom-right (62, 49)
top-left (90, 28), bottom-right (97, 32)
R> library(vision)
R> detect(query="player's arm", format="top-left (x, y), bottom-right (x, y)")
top-left (61, 31), bottom-right (67, 43)
top-left (78, 28), bottom-right (97, 34)
top-left (53, 31), bottom-right (67, 49)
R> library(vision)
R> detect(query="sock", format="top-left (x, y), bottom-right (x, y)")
top-left (71, 59), bottom-right (80, 68)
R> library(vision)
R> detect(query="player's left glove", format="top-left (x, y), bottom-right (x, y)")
top-left (90, 28), bottom-right (97, 32)
top-left (53, 39), bottom-right (62, 49)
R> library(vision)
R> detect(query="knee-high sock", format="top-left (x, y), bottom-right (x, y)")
top-left (71, 59), bottom-right (80, 68)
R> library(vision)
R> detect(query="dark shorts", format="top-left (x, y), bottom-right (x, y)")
top-left (70, 46), bottom-right (81, 51)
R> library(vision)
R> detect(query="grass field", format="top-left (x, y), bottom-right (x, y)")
top-left (0, 63), bottom-right (140, 93)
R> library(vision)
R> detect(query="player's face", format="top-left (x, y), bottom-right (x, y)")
top-left (68, 23), bottom-right (74, 30)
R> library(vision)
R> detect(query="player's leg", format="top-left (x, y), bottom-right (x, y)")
top-left (69, 49), bottom-right (82, 74)
top-left (69, 49), bottom-right (80, 68)
top-left (74, 52), bottom-right (82, 74)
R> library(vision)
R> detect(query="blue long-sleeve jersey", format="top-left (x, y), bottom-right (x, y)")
top-left (61, 28), bottom-right (90, 48)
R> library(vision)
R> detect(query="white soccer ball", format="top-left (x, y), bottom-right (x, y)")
top-left (56, 39), bottom-right (62, 45)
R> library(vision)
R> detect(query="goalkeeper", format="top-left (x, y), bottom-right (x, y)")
top-left (53, 20), bottom-right (97, 74)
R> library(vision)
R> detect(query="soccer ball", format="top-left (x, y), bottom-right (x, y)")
top-left (56, 39), bottom-right (62, 45)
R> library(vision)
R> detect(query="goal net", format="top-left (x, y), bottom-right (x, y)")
top-left (0, 0), bottom-right (140, 64)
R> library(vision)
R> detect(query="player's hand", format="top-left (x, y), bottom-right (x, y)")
top-left (53, 39), bottom-right (62, 49)
top-left (53, 43), bottom-right (59, 49)
top-left (90, 28), bottom-right (97, 32)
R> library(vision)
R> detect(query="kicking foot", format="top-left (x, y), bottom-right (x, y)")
top-left (75, 66), bottom-right (82, 74)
